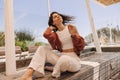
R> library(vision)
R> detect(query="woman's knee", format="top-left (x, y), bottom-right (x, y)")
top-left (36, 46), bottom-right (50, 53)
top-left (55, 56), bottom-right (71, 72)
top-left (38, 46), bottom-right (47, 50)
top-left (58, 56), bottom-right (71, 65)
top-left (58, 56), bottom-right (80, 72)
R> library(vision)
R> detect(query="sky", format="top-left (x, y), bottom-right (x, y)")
top-left (0, 0), bottom-right (120, 42)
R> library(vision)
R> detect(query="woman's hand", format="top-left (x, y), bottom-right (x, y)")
top-left (68, 25), bottom-right (78, 36)
top-left (49, 26), bottom-right (56, 30)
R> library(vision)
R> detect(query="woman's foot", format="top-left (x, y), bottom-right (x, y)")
top-left (33, 71), bottom-right (45, 78)
top-left (51, 72), bottom-right (60, 78)
top-left (19, 76), bottom-right (32, 80)
top-left (19, 68), bottom-right (34, 80)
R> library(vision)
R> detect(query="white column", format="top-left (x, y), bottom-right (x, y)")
top-left (4, 0), bottom-right (16, 76)
top-left (109, 26), bottom-right (112, 44)
top-left (47, 0), bottom-right (50, 17)
top-left (85, 0), bottom-right (102, 53)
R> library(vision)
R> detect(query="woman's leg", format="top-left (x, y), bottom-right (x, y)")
top-left (44, 50), bottom-right (61, 71)
top-left (52, 55), bottom-right (81, 78)
top-left (19, 46), bottom-right (59, 80)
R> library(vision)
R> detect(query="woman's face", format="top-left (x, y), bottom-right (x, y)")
top-left (52, 13), bottom-right (63, 26)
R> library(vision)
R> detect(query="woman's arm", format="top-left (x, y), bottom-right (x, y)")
top-left (43, 27), bottom-right (57, 49)
top-left (68, 24), bottom-right (79, 36)
top-left (68, 24), bottom-right (85, 55)
top-left (43, 26), bottom-right (56, 40)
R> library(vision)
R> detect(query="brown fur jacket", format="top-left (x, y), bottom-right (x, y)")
top-left (43, 24), bottom-right (84, 56)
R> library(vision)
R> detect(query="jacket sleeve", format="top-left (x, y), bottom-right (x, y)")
top-left (68, 24), bottom-right (85, 56)
top-left (43, 27), bottom-right (56, 49)
top-left (71, 34), bottom-right (85, 51)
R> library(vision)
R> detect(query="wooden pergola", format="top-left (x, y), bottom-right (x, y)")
top-left (93, 0), bottom-right (120, 6)
top-left (4, 0), bottom-right (120, 77)
top-left (85, 0), bottom-right (120, 54)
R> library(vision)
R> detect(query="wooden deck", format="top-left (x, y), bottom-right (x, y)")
top-left (0, 46), bottom-right (120, 80)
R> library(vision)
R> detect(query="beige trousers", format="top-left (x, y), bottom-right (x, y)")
top-left (28, 46), bottom-right (81, 78)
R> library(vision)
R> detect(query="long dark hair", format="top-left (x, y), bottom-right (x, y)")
top-left (48, 12), bottom-right (74, 32)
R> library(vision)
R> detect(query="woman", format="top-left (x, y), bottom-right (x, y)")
top-left (20, 12), bottom-right (84, 80)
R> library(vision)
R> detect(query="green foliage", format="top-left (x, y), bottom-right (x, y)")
top-left (35, 42), bottom-right (49, 46)
top-left (35, 42), bottom-right (41, 46)
top-left (15, 30), bottom-right (35, 51)
top-left (0, 32), bottom-right (5, 46)
top-left (15, 41), bottom-right (28, 52)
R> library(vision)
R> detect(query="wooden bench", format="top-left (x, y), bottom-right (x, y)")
top-left (33, 64), bottom-right (94, 80)
top-left (0, 46), bottom-right (22, 59)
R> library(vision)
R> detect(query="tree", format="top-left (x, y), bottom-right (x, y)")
top-left (15, 30), bottom-right (34, 41)
top-left (15, 30), bottom-right (35, 51)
